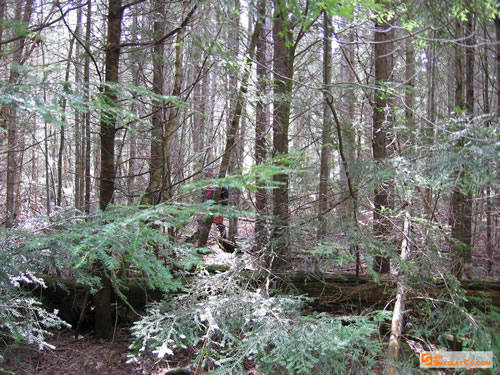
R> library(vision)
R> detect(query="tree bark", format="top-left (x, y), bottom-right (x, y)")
top-left (74, 1), bottom-right (84, 211)
top-left (386, 210), bottom-right (411, 374)
top-left (489, 15), bottom-right (500, 274)
top-left (254, 0), bottom-right (269, 250)
top-left (57, 36), bottom-right (76, 207)
top-left (141, 0), bottom-right (166, 205)
top-left (450, 18), bottom-right (473, 279)
top-left (0, 0), bottom-right (5, 54)
top-left (98, 0), bottom-right (123, 212)
top-left (269, 0), bottom-right (294, 269)
top-left (127, 12), bottom-right (140, 205)
top-left (4, 0), bottom-right (34, 228)
top-left (317, 10), bottom-right (332, 240)
top-left (406, 36), bottom-right (415, 128)
top-left (95, 0), bottom-right (124, 340)
top-left (44, 120), bottom-right (52, 215)
top-left (497, 10), bottom-right (500, 119)
top-left (463, 15), bottom-right (474, 262)
top-left (227, 0), bottom-right (241, 240)
top-left (482, 24), bottom-right (492, 271)
top-left (83, 0), bottom-right (92, 214)
top-left (338, 18), bottom-right (356, 222)
top-left (159, 1), bottom-right (188, 202)
top-left (325, 97), bottom-right (360, 279)
top-left (372, 15), bottom-right (392, 274)
top-left (191, 34), bottom-right (206, 171)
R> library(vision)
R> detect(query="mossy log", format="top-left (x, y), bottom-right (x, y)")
top-left (36, 277), bottom-right (166, 329)
top-left (36, 271), bottom-right (499, 328)
top-left (277, 272), bottom-right (500, 311)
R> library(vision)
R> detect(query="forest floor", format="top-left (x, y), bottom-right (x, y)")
top-left (0, 225), bottom-right (257, 375)
top-left (1, 220), bottom-right (497, 375)
top-left (0, 328), bottom-right (196, 375)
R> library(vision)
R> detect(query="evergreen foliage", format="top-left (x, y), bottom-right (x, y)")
top-left (25, 204), bottom-right (208, 297)
top-left (0, 0), bottom-right (498, 372)
top-left (0, 229), bottom-right (70, 363)
top-left (128, 270), bottom-right (388, 374)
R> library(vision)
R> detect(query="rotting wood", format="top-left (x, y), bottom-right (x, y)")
top-left (35, 270), bottom-right (500, 329)
top-left (282, 272), bottom-right (500, 310)
top-left (386, 209), bottom-right (411, 374)
top-left (41, 271), bottom-right (500, 310)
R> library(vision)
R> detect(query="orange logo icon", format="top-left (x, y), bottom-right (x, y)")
top-left (421, 353), bottom-right (432, 366)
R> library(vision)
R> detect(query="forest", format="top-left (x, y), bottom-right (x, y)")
top-left (0, 0), bottom-right (498, 374)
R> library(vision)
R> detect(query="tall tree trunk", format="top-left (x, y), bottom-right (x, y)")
top-left (56, 101), bottom-right (65, 206)
top-left (317, 10), bottom-right (332, 240)
top-left (39, 45), bottom-right (53, 215)
top-left (228, 2), bottom-right (246, 241)
top-left (127, 129), bottom-right (137, 205)
top-left (447, 49), bottom-right (455, 116)
top-left (143, 1), bottom-right (191, 205)
top-left (197, 0), bottom-right (264, 247)
top-left (423, 35), bottom-right (435, 211)
top-left (465, 17), bottom-right (474, 117)
top-left (493, 12), bottom-right (500, 276)
top-left (463, 15), bottom-right (474, 262)
top-left (406, 36), bottom-right (415, 128)
top-left (84, 0), bottom-right (92, 214)
top-left (254, 0), bottom-right (269, 250)
top-left (95, 0), bottom-right (124, 340)
top-left (269, 0), bottom-right (294, 269)
top-left (450, 18), bottom-right (473, 280)
top-left (74, 1), bottom-right (83, 211)
top-left (44, 122), bottom-right (52, 215)
top-left (372, 15), bottom-right (391, 274)
top-left (141, 0), bottom-right (166, 205)
top-left (192, 36), bottom-right (205, 171)
top-left (57, 37), bottom-right (76, 207)
top-left (160, 2), bottom-right (188, 202)
top-left (127, 12), bottom-right (140, 205)
top-left (488, 15), bottom-right (500, 274)
top-left (497, 9), bottom-right (500, 118)
top-left (192, 69), bottom-right (204, 169)
top-left (338, 18), bottom-right (356, 222)
top-left (0, 0), bottom-right (5, 53)
top-left (4, 0), bottom-right (34, 228)
top-left (99, 0), bottom-right (122, 211)
top-left (481, 24), bottom-right (491, 273)
top-left (346, 25), bottom-right (360, 277)
top-left (424, 39), bottom-right (434, 140)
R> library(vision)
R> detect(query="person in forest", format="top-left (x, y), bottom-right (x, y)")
top-left (187, 165), bottom-right (229, 242)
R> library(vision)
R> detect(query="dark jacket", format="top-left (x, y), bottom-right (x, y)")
top-left (202, 187), bottom-right (229, 206)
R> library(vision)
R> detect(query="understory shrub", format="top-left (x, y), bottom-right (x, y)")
top-left (0, 230), bottom-right (70, 363)
top-left (128, 270), bottom-right (388, 374)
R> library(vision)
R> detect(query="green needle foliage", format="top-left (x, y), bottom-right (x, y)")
top-left (26, 204), bottom-right (209, 297)
top-left (0, 229), bottom-right (70, 363)
top-left (0, 159), bottom-right (295, 357)
top-left (128, 270), bottom-right (389, 374)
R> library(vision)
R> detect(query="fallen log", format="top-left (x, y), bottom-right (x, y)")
top-left (35, 270), bottom-right (499, 330)
top-left (387, 209), bottom-right (411, 374)
top-left (276, 271), bottom-right (500, 311)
